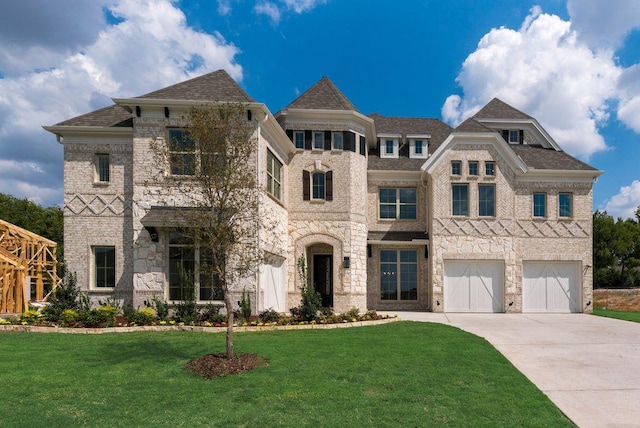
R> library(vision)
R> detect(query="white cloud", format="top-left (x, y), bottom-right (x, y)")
top-left (254, 0), bottom-right (327, 24)
top-left (254, 1), bottom-right (282, 24)
top-left (601, 180), bottom-right (640, 219)
top-left (0, 0), bottom-right (242, 207)
top-left (567, 0), bottom-right (640, 51)
top-left (442, 7), bottom-right (623, 159)
top-left (217, 0), bottom-right (233, 16)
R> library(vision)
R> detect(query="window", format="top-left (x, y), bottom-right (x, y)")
top-left (312, 172), bottom-right (325, 200)
top-left (509, 130), bottom-right (519, 143)
top-left (168, 129), bottom-right (195, 175)
top-left (414, 140), bottom-right (423, 154)
top-left (385, 140), bottom-right (394, 154)
top-left (168, 232), bottom-right (223, 301)
top-left (93, 246), bottom-right (115, 288)
top-left (332, 132), bottom-right (343, 150)
top-left (452, 184), bottom-right (469, 216)
top-left (451, 160), bottom-right (462, 175)
top-left (485, 161), bottom-right (495, 176)
top-left (478, 184), bottom-right (495, 217)
top-left (314, 132), bottom-right (324, 149)
top-left (559, 193), bottom-right (572, 218)
top-left (266, 150), bottom-right (282, 200)
top-left (96, 154), bottom-right (110, 183)
top-left (294, 131), bottom-right (304, 149)
top-left (380, 249), bottom-right (418, 300)
top-left (468, 161), bottom-right (478, 176)
top-left (533, 193), bottom-right (546, 218)
top-left (379, 188), bottom-right (417, 219)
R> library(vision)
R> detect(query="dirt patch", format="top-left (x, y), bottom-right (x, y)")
top-left (594, 288), bottom-right (640, 311)
top-left (184, 353), bottom-right (269, 379)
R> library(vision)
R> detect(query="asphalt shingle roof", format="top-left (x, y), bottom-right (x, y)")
top-left (510, 144), bottom-right (598, 171)
top-left (286, 77), bottom-right (359, 111)
top-left (55, 70), bottom-right (251, 127)
top-left (367, 114), bottom-right (453, 171)
top-left (473, 98), bottom-right (532, 120)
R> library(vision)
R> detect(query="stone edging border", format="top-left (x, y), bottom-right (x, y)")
top-left (0, 316), bottom-right (399, 334)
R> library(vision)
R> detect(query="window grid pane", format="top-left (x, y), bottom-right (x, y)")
top-left (94, 247), bottom-right (115, 288)
top-left (533, 193), bottom-right (546, 217)
top-left (415, 140), bottom-right (423, 154)
top-left (168, 130), bottom-right (196, 176)
top-left (379, 250), bottom-right (417, 301)
top-left (312, 172), bottom-right (325, 199)
top-left (267, 151), bottom-right (282, 200)
top-left (559, 193), bottom-right (572, 217)
top-left (468, 161), bottom-right (478, 176)
top-left (97, 155), bottom-right (110, 182)
top-left (452, 184), bottom-right (469, 216)
top-left (485, 162), bottom-right (495, 176)
top-left (478, 184), bottom-right (495, 217)
top-left (294, 132), bottom-right (304, 149)
top-left (451, 161), bottom-right (461, 175)
top-left (333, 132), bottom-right (343, 150)
top-left (314, 132), bottom-right (324, 149)
top-left (385, 140), bottom-right (394, 154)
top-left (379, 188), bottom-right (417, 219)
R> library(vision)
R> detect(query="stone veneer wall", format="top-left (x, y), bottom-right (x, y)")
top-left (63, 140), bottom-right (133, 305)
top-left (428, 144), bottom-right (594, 313)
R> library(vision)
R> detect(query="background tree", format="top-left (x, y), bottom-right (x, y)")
top-left (593, 209), bottom-right (640, 288)
top-left (153, 103), bottom-right (265, 358)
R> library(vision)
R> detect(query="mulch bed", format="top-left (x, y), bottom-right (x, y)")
top-left (184, 353), bottom-right (269, 379)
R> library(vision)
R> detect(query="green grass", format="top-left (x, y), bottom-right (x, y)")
top-left (0, 322), bottom-right (571, 427)
top-left (593, 308), bottom-right (640, 323)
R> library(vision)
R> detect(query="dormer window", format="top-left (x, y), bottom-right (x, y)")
top-left (294, 131), bottom-right (304, 149)
top-left (509, 130), bottom-right (519, 143)
top-left (407, 134), bottom-right (430, 159)
top-left (503, 129), bottom-right (523, 144)
top-left (332, 132), bottom-right (343, 150)
top-left (379, 134), bottom-right (400, 158)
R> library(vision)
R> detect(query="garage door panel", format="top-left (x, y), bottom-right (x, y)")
top-left (523, 261), bottom-right (580, 313)
top-left (444, 260), bottom-right (504, 313)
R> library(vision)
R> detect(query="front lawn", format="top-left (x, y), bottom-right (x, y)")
top-left (593, 308), bottom-right (640, 323)
top-left (0, 322), bottom-right (571, 427)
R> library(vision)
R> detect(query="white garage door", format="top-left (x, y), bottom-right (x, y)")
top-left (523, 261), bottom-right (581, 313)
top-left (444, 260), bottom-right (504, 312)
top-left (260, 257), bottom-right (286, 312)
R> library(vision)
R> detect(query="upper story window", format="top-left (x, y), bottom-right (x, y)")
top-left (93, 246), bottom-right (115, 288)
top-left (302, 170), bottom-right (333, 201)
top-left (559, 193), bottom-right (572, 218)
top-left (452, 184), bottom-right (469, 216)
top-left (379, 188), bottom-right (417, 219)
top-left (478, 184), bottom-right (495, 217)
top-left (533, 192), bottom-right (546, 218)
top-left (468, 161), bottom-right (479, 176)
top-left (451, 160), bottom-right (462, 176)
top-left (408, 134), bottom-right (429, 158)
top-left (294, 131), bottom-right (304, 149)
top-left (379, 134), bottom-right (400, 158)
top-left (313, 131), bottom-right (324, 150)
top-left (95, 154), bottom-right (110, 183)
top-left (168, 129), bottom-right (195, 175)
top-left (332, 132), bottom-right (343, 150)
top-left (509, 130), bottom-right (519, 143)
top-left (266, 150), bottom-right (282, 200)
top-left (485, 161), bottom-right (495, 176)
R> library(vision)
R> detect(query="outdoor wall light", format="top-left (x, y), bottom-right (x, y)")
top-left (343, 256), bottom-right (350, 268)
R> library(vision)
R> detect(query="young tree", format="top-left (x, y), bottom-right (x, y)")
top-left (153, 103), bottom-right (264, 358)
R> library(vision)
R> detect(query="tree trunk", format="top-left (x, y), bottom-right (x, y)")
top-left (224, 283), bottom-right (234, 359)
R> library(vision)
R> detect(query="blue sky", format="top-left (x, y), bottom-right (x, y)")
top-left (0, 0), bottom-right (639, 218)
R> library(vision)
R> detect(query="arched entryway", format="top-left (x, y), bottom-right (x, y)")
top-left (307, 243), bottom-right (335, 308)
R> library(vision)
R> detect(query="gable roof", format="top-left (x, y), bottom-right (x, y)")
top-left (55, 105), bottom-right (132, 127)
top-left (453, 118), bottom-right (494, 133)
top-left (510, 144), bottom-right (598, 171)
top-left (473, 98), bottom-right (532, 120)
top-left (286, 76), bottom-right (359, 111)
top-left (138, 69), bottom-right (254, 102)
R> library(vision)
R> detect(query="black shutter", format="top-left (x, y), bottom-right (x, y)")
top-left (360, 136), bottom-right (366, 156)
top-left (326, 171), bottom-right (333, 201)
top-left (519, 129), bottom-right (524, 144)
top-left (303, 170), bottom-right (310, 200)
top-left (502, 130), bottom-right (509, 142)
top-left (344, 131), bottom-right (355, 152)
top-left (304, 130), bottom-right (312, 150)
top-left (285, 129), bottom-right (293, 142)
top-left (324, 131), bottom-right (331, 151)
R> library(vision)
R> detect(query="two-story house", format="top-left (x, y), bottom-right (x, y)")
top-left (45, 70), bottom-right (602, 314)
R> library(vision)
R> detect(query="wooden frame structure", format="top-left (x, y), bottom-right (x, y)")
top-left (0, 218), bottom-right (61, 313)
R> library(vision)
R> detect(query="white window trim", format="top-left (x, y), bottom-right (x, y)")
top-left (332, 132), bottom-right (343, 151)
top-left (378, 133), bottom-right (400, 158)
top-left (95, 153), bottom-right (110, 184)
top-left (313, 131), bottom-right (324, 150)
top-left (294, 131), bottom-right (305, 150)
top-left (509, 129), bottom-right (520, 143)
top-left (558, 192), bottom-right (573, 218)
top-left (311, 171), bottom-right (326, 201)
top-left (378, 188), bottom-right (418, 220)
top-left (407, 134), bottom-right (430, 159)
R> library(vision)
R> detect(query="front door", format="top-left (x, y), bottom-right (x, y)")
top-left (313, 254), bottom-right (333, 307)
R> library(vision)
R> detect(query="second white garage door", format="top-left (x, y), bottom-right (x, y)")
top-left (523, 261), bottom-right (581, 313)
top-left (444, 260), bottom-right (504, 312)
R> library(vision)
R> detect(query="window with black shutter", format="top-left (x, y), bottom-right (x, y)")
top-left (326, 171), bottom-right (333, 201)
top-left (359, 136), bottom-right (366, 156)
top-left (303, 170), bottom-right (310, 200)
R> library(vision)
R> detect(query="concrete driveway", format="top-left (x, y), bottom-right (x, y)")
top-left (389, 312), bottom-right (640, 428)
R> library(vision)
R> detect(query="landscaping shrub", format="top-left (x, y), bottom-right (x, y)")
top-left (42, 271), bottom-right (82, 322)
top-left (21, 310), bottom-right (40, 324)
top-left (59, 309), bottom-right (79, 326)
top-left (149, 296), bottom-right (169, 320)
top-left (258, 308), bottom-right (282, 323)
top-left (240, 289), bottom-right (252, 321)
top-left (127, 307), bottom-right (156, 325)
top-left (82, 306), bottom-right (117, 327)
top-left (200, 304), bottom-right (225, 324)
top-left (290, 256), bottom-right (322, 321)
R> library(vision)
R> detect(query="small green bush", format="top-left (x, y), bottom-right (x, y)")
top-left (127, 307), bottom-right (156, 325)
top-left (258, 308), bottom-right (282, 323)
top-left (20, 310), bottom-right (40, 324)
top-left (149, 296), bottom-right (169, 320)
top-left (240, 289), bottom-right (252, 321)
top-left (59, 309), bottom-right (79, 326)
top-left (82, 306), bottom-right (117, 327)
